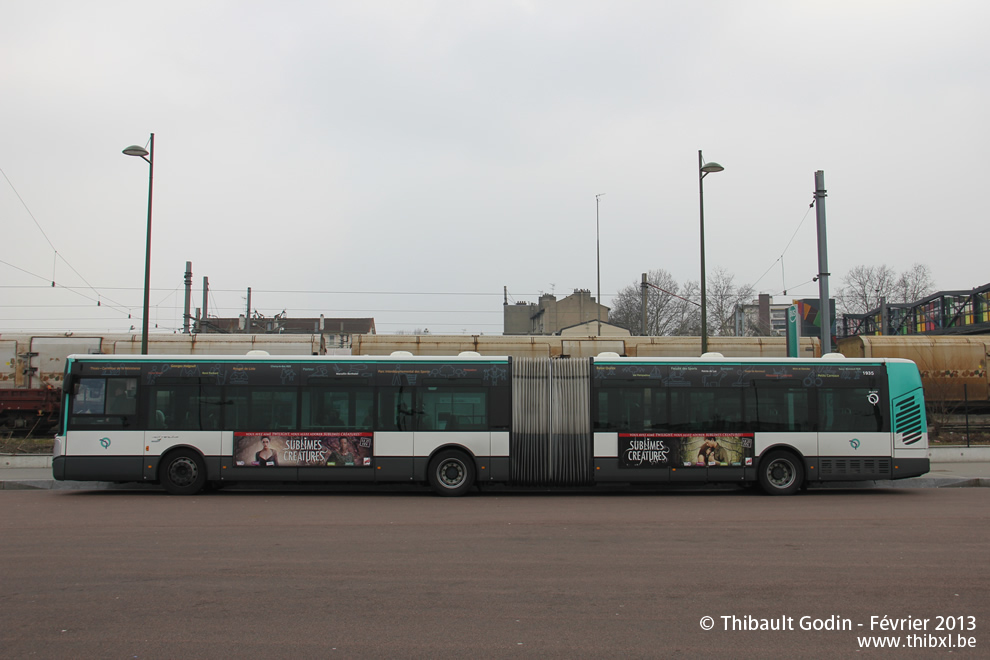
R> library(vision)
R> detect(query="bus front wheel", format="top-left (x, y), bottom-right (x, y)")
top-left (159, 450), bottom-right (207, 495)
top-left (758, 450), bottom-right (803, 496)
top-left (427, 450), bottom-right (475, 497)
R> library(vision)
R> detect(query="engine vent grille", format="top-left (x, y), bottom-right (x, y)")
top-left (820, 458), bottom-right (891, 479)
top-left (894, 396), bottom-right (924, 446)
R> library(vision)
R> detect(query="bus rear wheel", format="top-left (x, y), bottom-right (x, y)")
top-left (758, 450), bottom-right (803, 496)
top-left (159, 449), bottom-right (207, 495)
top-left (428, 450), bottom-right (475, 497)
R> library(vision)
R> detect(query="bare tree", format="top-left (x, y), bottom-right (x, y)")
top-left (609, 268), bottom-right (751, 337)
top-left (837, 265), bottom-right (897, 314)
top-left (610, 269), bottom-right (695, 335)
top-left (673, 281), bottom-right (700, 336)
top-left (838, 263), bottom-right (936, 314)
top-left (894, 263), bottom-right (936, 302)
top-left (608, 285), bottom-right (643, 334)
top-left (706, 267), bottom-right (754, 336)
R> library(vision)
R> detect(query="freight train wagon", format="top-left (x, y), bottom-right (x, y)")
top-left (350, 334), bottom-right (822, 359)
top-left (0, 333), bottom-right (325, 432)
top-left (837, 335), bottom-right (990, 408)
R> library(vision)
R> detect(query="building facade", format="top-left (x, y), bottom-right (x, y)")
top-left (504, 289), bottom-right (611, 335)
top-left (734, 294), bottom-right (836, 339)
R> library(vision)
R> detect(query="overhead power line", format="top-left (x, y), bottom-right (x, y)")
top-left (749, 199), bottom-right (817, 292)
top-left (1, 165), bottom-right (130, 312)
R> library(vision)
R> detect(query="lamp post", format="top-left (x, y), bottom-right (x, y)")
top-left (698, 150), bottom-right (723, 355)
top-left (596, 193), bottom-right (605, 337)
top-left (122, 134), bottom-right (155, 355)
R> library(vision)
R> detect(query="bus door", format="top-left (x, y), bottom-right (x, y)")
top-left (65, 373), bottom-right (145, 482)
top-left (372, 387), bottom-right (417, 482)
top-left (143, 383), bottom-right (223, 482)
top-left (414, 385), bottom-right (493, 478)
top-left (668, 388), bottom-right (748, 483)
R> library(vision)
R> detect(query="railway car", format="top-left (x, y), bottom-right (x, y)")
top-left (0, 333), bottom-right (326, 432)
top-left (349, 334), bottom-right (822, 359)
top-left (837, 335), bottom-right (990, 408)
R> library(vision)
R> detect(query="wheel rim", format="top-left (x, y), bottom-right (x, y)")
top-left (436, 459), bottom-right (465, 489)
top-left (167, 457), bottom-right (199, 488)
top-left (766, 458), bottom-right (795, 489)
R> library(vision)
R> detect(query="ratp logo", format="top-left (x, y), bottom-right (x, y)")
top-left (849, 438), bottom-right (861, 450)
top-left (99, 437), bottom-right (111, 449)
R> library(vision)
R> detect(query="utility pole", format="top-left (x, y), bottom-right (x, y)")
top-left (698, 151), bottom-right (724, 354)
top-left (814, 170), bottom-right (832, 354)
top-left (182, 262), bottom-right (192, 334)
top-left (641, 273), bottom-right (648, 336)
top-left (596, 193), bottom-right (606, 336)
top-left (201, 277), bottom-right (209, 333)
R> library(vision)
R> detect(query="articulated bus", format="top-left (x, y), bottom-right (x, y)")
top-left (53, 352), bottom-right (930, 496)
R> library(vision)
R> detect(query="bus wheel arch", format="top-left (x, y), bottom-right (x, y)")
top-left (757, 448), bottom-right (804, 496)
top-left (158, 448), bottom-right (208, 495)
top-left (427, 447), bottom-right (476, 497)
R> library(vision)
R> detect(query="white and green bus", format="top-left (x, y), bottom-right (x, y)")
top-left (53, 352), bottom-right (929, 495)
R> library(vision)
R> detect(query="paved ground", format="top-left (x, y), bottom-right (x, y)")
top-left (1, 488), bottom-right (987, 658)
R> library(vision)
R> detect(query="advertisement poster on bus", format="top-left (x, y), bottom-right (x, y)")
top-left (618, 433), bottom-right (754, 468)
top-left (233, 432), bottom-right (373, 468)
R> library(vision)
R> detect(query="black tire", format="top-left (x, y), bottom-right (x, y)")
top-left (159, 449), bottom-right (207, 495)
top-left (758, 450), bottom-right (804, 496)
top-left (427, 450), bottom-right (475, 497)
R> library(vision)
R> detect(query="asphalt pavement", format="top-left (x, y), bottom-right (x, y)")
top-left (3, 487), bottom-right (989, 658)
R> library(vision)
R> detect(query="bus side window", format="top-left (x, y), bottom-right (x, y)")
top-left (419, 387), bottom-right (488, 431)
top-left (820, 388), bottom-right (884, 433)
top-left (749, 384), bottom-right (813, 433)
top-left (594, 390), bottom-right (613, 430)
top-left (105, 378), bottom-right (137, 416)
top-left (302, 388), bottom-right (374, 431)
top-left (148, 384), bottom-right (222, 431)
top-left (646, 388), bottom-right (668, 430)
top-left (72, 378), bottom-right (106, 415)
top-left (224, 394), bottom-right (250, 431)
top-left (711, 389), bottom-right (743, 432)
top-left (665, 390), bottom-right (688, 432)
top-left (378, 388), bottom-right (414, 431)
top-left (594, 385), bottom-right (647, 431)
top-left (250, 390), bottom-right (297, 430)
top-left (68, 377), bottom-right (137, 429)
top-left (354, 391), bottom-right (373, 429)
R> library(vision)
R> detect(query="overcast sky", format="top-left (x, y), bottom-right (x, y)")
top-left (3, 1), bottom-right (987, 335)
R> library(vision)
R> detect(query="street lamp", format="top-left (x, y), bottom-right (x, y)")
top-left (596, 193), bottom-right (606, 337)
top-left (698, 150), bottom-right (723, 355)
top-left (122, 134), bottom-right (155, 355)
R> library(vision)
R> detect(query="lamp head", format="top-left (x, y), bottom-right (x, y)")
top-left (701, 161), bottom-right (724, 173)
top-left (122, 145), bottom-right (149, 158)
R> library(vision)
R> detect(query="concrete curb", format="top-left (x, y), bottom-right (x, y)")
top-left (1, 455), bottom-right (53, 468)
top-left (810, 477), bottom-right (990, 490)
top-left (0, 479), bottom-right (158, 491)
top-left (929, 446), bottom-right (990, 462)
